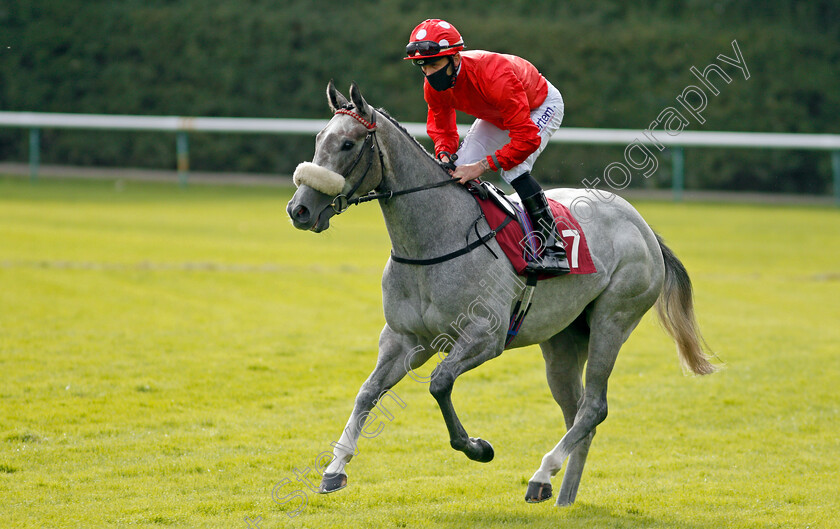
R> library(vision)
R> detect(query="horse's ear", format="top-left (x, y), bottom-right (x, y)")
top-left (349, 82), bottom-right (371, 118)
top-left (327, 80), bottom-right (349, 113)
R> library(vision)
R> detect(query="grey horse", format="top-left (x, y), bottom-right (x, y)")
top-left (286, 81), bottom-right (716, 507)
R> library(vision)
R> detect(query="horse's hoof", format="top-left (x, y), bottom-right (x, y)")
top-left (466, 437), bottom-right (494, 463)
top-left (318, 472), bottom-right (347, 494)
top-left (525, 481), bottom-right (553, 503)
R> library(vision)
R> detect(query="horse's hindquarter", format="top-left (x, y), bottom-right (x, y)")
top-left (546, 188), bottom-right (663, 274)
top-left (507, 189), bottom-right (665, 348)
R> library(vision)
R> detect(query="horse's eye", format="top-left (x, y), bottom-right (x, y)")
top-left (341, 140), bottom-right (355, 151)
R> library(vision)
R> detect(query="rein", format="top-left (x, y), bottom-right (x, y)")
top-left (346, 177), bottom-right (461, 207)
top-left (328, 106), bottom-right (505, 266)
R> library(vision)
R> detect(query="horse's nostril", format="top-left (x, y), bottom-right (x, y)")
top-left (294, 205), bottom-right (311, 223)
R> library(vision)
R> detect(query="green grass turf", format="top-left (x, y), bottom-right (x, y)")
top-left (1, 176), bottom-right (838, 528)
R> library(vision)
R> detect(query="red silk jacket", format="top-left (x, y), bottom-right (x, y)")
top-left (424, 50), bottom-right (549, 171)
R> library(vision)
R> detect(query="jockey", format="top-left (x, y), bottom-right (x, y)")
top-left (405, 18), bottom-right (570, 276)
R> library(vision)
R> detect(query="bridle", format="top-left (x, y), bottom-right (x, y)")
top-left (329, 107), bottom-right (386, 214)
top-left (326, 106), bottom-right (510, 266)
top-left (328, 106), bottom-right (460, 214)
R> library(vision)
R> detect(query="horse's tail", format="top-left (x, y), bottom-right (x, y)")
top-left (654, 233), bottom-right (718, 375)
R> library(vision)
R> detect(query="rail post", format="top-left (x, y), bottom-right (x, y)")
top-left (29, 128), bottom-right (40, 182)
top-left (671, 146), bottom-right (684, 202)
top-left (176, 131), bottom-right (189, 187)
top-left (832, 150), bottom-right (840, 207)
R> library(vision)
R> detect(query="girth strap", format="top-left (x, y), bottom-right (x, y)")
top-left (390, 216), bottom-right (513, 266)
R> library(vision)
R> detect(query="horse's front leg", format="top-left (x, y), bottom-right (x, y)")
top-left (429, 327), bottom-right (504, 463)
top-left (319, 324), bottom-right (434, 494)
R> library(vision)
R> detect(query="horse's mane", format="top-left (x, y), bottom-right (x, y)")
top-left (375, 107), bottom-right (439, 164)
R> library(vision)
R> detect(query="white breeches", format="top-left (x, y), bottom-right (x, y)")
top-left (455, 81), bottom-right (564, 183)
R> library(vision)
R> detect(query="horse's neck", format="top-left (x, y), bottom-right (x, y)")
top-left (377, 126), bottom-right (477, 258)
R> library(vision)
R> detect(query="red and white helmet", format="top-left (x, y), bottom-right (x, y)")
top-left (404, 19), bottom-right (465, 64)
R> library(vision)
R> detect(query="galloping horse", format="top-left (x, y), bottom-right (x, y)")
top-left (286, 81), bottom-right (716, 506)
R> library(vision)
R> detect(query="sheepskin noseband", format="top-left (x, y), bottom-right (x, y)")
top-left (292, 162), bottom-right (346, 196)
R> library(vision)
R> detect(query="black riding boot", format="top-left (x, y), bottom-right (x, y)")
top-left (511, 172), bottom-right (570, 276)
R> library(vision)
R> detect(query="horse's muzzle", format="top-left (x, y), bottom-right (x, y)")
top-left (286, 189), bottom-right (336, 232)
top-left (289, 203), bottom-right (312, 227)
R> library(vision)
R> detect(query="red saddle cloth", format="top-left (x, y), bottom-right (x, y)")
top-left (476, 194), bottom-right (597, 277)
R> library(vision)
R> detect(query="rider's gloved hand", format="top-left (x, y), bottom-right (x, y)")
top-left (436, 151), bottom-right (458, 173)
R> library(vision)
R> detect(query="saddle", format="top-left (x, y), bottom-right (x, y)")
top-left (466, 181), bottom-right (597, 348)
top-left (468, 181), bottom-right (597, 278)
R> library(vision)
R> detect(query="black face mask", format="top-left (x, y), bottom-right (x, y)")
top-left (425, 58), bottom-right (456, 91)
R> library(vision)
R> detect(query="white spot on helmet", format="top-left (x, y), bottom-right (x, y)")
top-left (415, 29), bottom-right (427, 39)
top-left (438, 21), bottom-right (451, 29)
top-left (439, 39), bottom-right (450, 47)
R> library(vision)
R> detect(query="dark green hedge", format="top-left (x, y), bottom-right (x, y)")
top-left (1, 0), bottom-right (838, 193)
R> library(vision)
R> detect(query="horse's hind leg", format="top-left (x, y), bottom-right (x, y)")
top-left (528, 273), bottom-right (659, 504)
top-left (526, 316), bottom-right (594, 505)
top-left (319, 324), bottom-right (434, 493)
